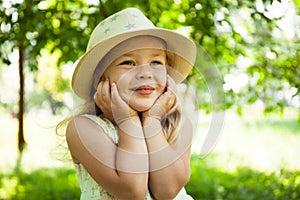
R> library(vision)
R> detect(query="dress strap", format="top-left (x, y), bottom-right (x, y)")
top-left (81, 114), bottom-right (119, 144)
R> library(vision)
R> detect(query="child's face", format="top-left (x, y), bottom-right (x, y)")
top-left (102, 36), bottom-right (167, 112)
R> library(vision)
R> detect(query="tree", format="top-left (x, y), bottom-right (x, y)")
top-left (0, 0), bottom-right (101, 153)
top-left (1, 0), bottom-right (299, 155)
top-left (157, 0), bottom-right (299, 116)
top-left (97, 0), bottom-right (300, 116)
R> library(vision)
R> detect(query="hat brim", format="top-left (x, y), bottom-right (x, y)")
top-left (72, 28), bottom-right (196, 99)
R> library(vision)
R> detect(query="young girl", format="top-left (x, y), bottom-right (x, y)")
top-left (60, 8), bottom-right (196, 199)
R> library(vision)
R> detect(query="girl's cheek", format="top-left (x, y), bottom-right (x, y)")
top-left (154, 68), bottom-right (167, 83)
top-left (160, 73), bottom-right (168, 87)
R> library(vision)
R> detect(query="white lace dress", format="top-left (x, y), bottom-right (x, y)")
top-left (74, 114), bottom-right (194, 200)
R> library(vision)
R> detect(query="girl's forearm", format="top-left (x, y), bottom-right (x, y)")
top-left (115, 116), bottom-right (149, 198)
top-left (67, 117), bottom-right (148, 199)
top-left (142, 117), bottom-right (190, 200)
top-left (116, 118), bottom-right (149, 172)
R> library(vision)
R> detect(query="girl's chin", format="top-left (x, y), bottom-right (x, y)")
top-left (129, 102), bottom-right (154, 112)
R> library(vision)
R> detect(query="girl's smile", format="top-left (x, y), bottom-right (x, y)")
top-left (67, 8), bottom-right (195, 200)
top-left (133, 85), bottom-right (155, 95)
top-left (101, 36), bottom-right (168, 112)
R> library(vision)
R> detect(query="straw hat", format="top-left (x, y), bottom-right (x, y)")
top-left (72, 7), bottom-right (196, 99)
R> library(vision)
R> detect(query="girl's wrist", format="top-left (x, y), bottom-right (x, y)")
top-left (118, 116), bottom-right (144, 139)
top-left (116, 115), bottom-right (140, 125)
top-left (142, 112), bottom-right (161, 123)
top-left (142, 117), bottom-right (163, 139)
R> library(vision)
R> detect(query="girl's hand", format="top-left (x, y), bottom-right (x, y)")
top-left (143, 75), bottom-right (177, 120)
top-left (110, 82), bottom-right (139, 126)
top-left (94, 79), bottom-right (114, 121)
top-left (94, 80), bottom-right (138, 125)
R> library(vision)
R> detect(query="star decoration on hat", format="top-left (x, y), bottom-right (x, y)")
top-left (99, 21), bottom-right (105, 26)
top-left (104, 28), bottom-right (110, 34)
top-left (124, 23), bottom-right (136, 30)
top-left (110, 14), bottom-right (119, 22)
top-left (131, 14), bottom-right (138, 18)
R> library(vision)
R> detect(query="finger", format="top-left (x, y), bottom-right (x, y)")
top-left (94, 80), bottom-right (110, 111)
top-left (94, 81), bottom-right (104, 105)
top-left (96, 79), bottom-right (104, 93)
top-left (167, 92), bottom-right (176, 107)
top-left (101, 79), bottom-right (111, 102)
top-left (96, 80), bottom-right (108, 101)
top-left (167, 75), bottom-right (177, 93)
top-left (94, 81), bottom-right (103, 101)
top-left (159, 90), bottom-right (176, 110)
top-left (110, 83), bottom-right (131, 124)
top-left (110, 82), bottom-right (124, 105)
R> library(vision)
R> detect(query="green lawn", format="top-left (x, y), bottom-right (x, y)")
top-left (0, 108), bottom-right (299, 199)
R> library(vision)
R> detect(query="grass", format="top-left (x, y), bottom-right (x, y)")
top-left (0, 107), bottom-right (299, 199)
top-left (0, 166), bottom-right (80, 199)
top-left (186, 155), bottom-right (300, 200)
top-left (192, 108), bottom-right (300, 171)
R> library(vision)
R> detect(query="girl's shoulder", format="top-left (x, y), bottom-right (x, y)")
top-left (81, 114), bottom-right (114, 128)
top-left (74, 114), bottom-right (119, 144)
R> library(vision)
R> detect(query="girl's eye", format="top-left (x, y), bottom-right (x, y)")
top-left (120, 60), bottom-right (135, 66)
top-left (150, 61), bottom-right (164, 66)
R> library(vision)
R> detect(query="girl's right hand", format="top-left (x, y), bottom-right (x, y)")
top-left (94, 80), bottom-right (138, 125)
top-left (94, 79), bottom-right (114, 121)
top-left (110, 82), bottom-right (139, 126)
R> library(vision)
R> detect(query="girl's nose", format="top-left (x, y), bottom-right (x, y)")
top-left (136, 65), bottom-right (153, 80)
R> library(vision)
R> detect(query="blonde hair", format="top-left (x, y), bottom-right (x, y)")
top-left (57, 96), bottom-right (182, 143)
top-left (56, 83), bottom-right (182, 146)
top-left (57, 37), bottom-right (183, 144)
top-left (160, 99), bottom-right (182, 143)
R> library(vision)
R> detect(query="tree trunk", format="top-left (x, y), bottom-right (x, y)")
top-left (18, 43), bottom-right (26, 153)
top-left (99, 0), bottom-right (108, 18)
top-left (48, 93), bottom-right (56, 115)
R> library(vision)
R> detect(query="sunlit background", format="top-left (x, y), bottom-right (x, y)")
top-left (0, 0), bottom-right (299, 199)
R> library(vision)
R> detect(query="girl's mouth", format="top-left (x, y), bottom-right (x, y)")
top-left (134, 85), bottom-right (155, 95)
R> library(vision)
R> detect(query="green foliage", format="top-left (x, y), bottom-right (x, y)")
top-left (0, 168), bottom-right (80, 200)
top-left (0, 0), bottom-right (99, 69)
top-left (1, 158), bottom-right (299, 200)
top-left (185, 155), bottom-right (300, 200)
top-left (1, 0), bottom-right (299, 114)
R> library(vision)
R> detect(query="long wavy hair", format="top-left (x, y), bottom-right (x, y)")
top-left (56, 91), bottom-right (182, 144)
top-left (57, 37), bottom-right (183, 144)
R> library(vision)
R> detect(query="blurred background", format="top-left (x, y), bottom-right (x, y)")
top-left (0, 0), bottom-right (299, 199)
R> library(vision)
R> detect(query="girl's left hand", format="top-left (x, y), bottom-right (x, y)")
top-left (143, 75), bottom-right (177, 120)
